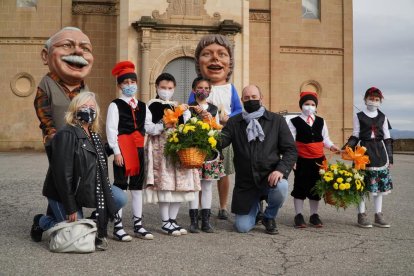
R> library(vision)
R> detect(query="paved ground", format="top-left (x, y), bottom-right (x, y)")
top-left (0, 152), bottom-right (413, 275)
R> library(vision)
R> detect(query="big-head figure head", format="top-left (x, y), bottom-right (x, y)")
top-left (41, 27), bottom-right (94, 87)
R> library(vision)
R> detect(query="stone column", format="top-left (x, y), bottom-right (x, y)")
top-left (140, 28), bottom-right (152, 102)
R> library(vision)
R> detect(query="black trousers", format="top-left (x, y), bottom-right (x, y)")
top-left (291, 156), bottom-right (325, 201)
top-left (113, 147), bottom-right (145, 190)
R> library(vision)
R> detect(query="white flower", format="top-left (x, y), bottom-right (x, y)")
top-left (333, 169), bottom-right (338, 175)
top-left (352, 168), bottom-right (357, 173)
top-left (178, 124), bottom-right (184, 133)
top-left (208, 130), bottom-right (216, 137)
top-left (190, 117), bottom-right (198, 124)
top-left (346, 177), bottom-right (352, 183)
top-left (319, 169), bottom-right (326, 175)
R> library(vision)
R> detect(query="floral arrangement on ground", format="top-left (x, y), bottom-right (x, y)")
top-left (313, 159), bottom-right (369, 209)
top-left (164, 116), bottom-right (221, 166)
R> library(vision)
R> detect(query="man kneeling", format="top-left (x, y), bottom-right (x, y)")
top-left (219, 85), bottom-right (297, 234)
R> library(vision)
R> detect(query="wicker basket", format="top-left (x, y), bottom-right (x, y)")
top-left (177, 147), bottom-right (207, 168)
top-left (324, 191), bottom-right (345, 208)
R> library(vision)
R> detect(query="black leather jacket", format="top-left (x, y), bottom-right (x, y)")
top-left (42, 124), bottom-right (99, 215)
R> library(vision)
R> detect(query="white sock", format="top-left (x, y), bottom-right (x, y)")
top-left (159, 202), bottom-right (170, 222)
top-left (201, 180), bottom-right (213, 209)
top-left (373, 194), bottom-right (383, 213)
top-left (358, 199), bottom-right (366, 214)
top-left (189, 191), bottom-right (199, 209)
top-left (309, 200), bottom-right (319, 215)
top-left (114, 209), bottom-right (128, 236)
top-left (294, 198), bottom-right (304, 215)
top-left (131, 190), bottom-right (143, 218)
top-left (169, 202), bottom-right (181, 220)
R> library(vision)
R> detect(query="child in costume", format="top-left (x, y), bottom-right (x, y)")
top-left (107, 61), bottom-right (164, 241)
top-left (145, 73), bottom-right (201, 236)
top-left (287, 91), bottom-right (340, 228)
top-left (343, 87), bottom-right (393, 228)
top-left (187, 77), bottom-right (224, 233)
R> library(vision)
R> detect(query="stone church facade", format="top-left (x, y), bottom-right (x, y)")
top-left (0, 0), bottom-right (353, 150)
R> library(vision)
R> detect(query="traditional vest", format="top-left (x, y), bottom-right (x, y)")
top-left (38, 75), bottom-right (88, 135)
top-left (112, 99), bottom-right (146, 136)
top-left (357, 110), bottom-right (385, 140)
top-left (291, 116), bottom-right (324, 158)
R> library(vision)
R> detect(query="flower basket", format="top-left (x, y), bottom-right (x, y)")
top-left (177, 147), bottom-right (207, 168)
top-left (313, 155), bottom-right (370, 209)
top-left (164, 115), bottom-right (222, 168)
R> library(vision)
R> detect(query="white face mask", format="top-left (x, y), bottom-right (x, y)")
top-left (157, 89), bottom-right (174, 101)
top-left (365, 100), bottom-right (381, 111)
top-left (302, 105), bottom-right (316, 116)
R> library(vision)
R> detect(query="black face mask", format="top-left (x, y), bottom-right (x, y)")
top-left (76, 107), bottom-right (96, 124)
top-left (243, 100), bottom-right (261, 113)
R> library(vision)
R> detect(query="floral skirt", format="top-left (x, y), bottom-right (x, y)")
top-left (365, 168), bottom-right (393, 195)
top-left (200, 151), bottom-right (225, 180)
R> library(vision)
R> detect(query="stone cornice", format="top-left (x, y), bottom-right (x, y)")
top-left (249, 9), bottom-right (270, 22)
top-left (0, 37), bottom-right (46, 45)
top-left (72, 0), bottom-right (118, 16)
top-left (280, 46), bottom-right (344, 56)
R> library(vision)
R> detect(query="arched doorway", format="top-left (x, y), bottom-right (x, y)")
top-left (162, 57), bottom-right (197, 104)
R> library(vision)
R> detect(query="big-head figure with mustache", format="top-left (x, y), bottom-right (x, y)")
top-left (34, 27), bottom-right (94, 152)
top-left (189, 34), bottom-right (243, 221)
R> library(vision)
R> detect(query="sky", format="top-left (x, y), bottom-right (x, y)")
top-left (353, 0), bottom-right (414, 131)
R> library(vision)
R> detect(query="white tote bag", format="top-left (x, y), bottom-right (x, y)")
top-left (45, 219), bottom-right (97, 253)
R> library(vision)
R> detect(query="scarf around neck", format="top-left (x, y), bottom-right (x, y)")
top-left (242, 106), bottom-right (265, 142)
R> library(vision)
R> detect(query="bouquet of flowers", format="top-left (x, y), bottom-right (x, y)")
top-left (312, 146), bottom-right (370, 209)
top-left (164, 113), bottom-right (221, 168)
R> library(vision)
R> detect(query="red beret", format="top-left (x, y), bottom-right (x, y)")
top-left (299, 91), bottom-right (318, 108)
top-left (112, 61), bottom-right (137, 84)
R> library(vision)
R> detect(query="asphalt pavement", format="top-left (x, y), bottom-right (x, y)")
top-left (0, 152), bottom-right (413, 275)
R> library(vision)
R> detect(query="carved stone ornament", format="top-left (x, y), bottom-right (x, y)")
top-left (72, 1), bottom-right (118, 15)
top-left (152, 0), bottom-right (221, 25)
top-left (249, 9), bottom-right (270, 22)
top-left (10, 72), bottom-right (36, 97)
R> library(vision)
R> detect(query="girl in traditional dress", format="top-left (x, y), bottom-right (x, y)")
top-left (344, 87), bottom-right (393, 228)
top-left (145, 73), bottom-right (201, 236)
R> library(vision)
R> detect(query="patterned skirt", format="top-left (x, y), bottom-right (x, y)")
top-left (365, 168), bottom-right (393, 195)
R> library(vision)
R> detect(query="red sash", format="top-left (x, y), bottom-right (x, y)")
top-left (118, 131), bottom-right (144, 176)
top-left (296, 141), bottom-right (324, 159)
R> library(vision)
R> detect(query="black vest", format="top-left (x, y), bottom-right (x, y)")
top-left (357, 110), bottom-right (385, 140)
top-left (291, 116), bottom-right (324, 143)
top-left (189, 101), bottom-right (218, 119)
top-left (148, 101), bottom-right (184, 125)
top-left (113, 99), bottom-right (146, 136)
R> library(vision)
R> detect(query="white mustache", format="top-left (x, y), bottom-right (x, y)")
top-left (61, 55), bottom-right (89, 66)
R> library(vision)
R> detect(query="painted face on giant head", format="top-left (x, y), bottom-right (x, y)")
top-left (42, 28), bottom-right (94, 86)
top-left (198, 43), bottom-right (231, 85)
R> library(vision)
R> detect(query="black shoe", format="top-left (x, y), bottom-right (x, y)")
top-left (95, 236), bottom-right (108, 251)
top-left (30, 214), bottom-right (44, 242)
top-left (255, 211), bottom-right (264, 225)
top-left (294, 213), bottom-right (307, 228)
top-left (309, 214), bottom-right (323, 228)
top-left (217, 209), bottom-right (228, 220)
top-left (262, 217), bottom-right (278, 235)
top-left (201, 209), bottom-right (214, 233)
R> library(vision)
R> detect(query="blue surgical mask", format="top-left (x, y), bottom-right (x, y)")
top-left (302, 105), bottom-right (316, 116)
top-left (121, 84), bottom-right (138, 97)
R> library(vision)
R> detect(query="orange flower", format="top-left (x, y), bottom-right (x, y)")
top-left (163, 105), bottom-right (184, 126)
top-left (203, 116), bottom-right (223, 130)
top-left (318, 159), bottom-right (329, 171)
top-left (342, 146), bottom-right (370, 170)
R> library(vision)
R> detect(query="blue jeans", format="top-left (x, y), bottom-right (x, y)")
top-left (39, 185), bottom-right (127, 231)
top-left (234, 179), bottom-right (288, 233)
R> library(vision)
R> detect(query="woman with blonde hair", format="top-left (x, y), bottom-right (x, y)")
top-left (30, 92), bottom-right (127, 251)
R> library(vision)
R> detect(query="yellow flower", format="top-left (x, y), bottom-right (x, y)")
top-left (197, 120), bottom-right (204, 125)
top-left (183, 125), bottom-right (196, 134)
top-left (208, 136), bottom-right (217, 148)
top-left (168, 133), bottom-right (179, 143)
top-left (339, 183), bottom-right (346, 190)
top-left (330, 164), bottom-right (338, 170)
top-left (333, 183), bottom-right (339, 190)
top-left (201, 122), bottom-right (210, 130)
top-left (345, 183), bottom-right (351, 190)
top-left (337, 178), bottom-right (344, 183)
